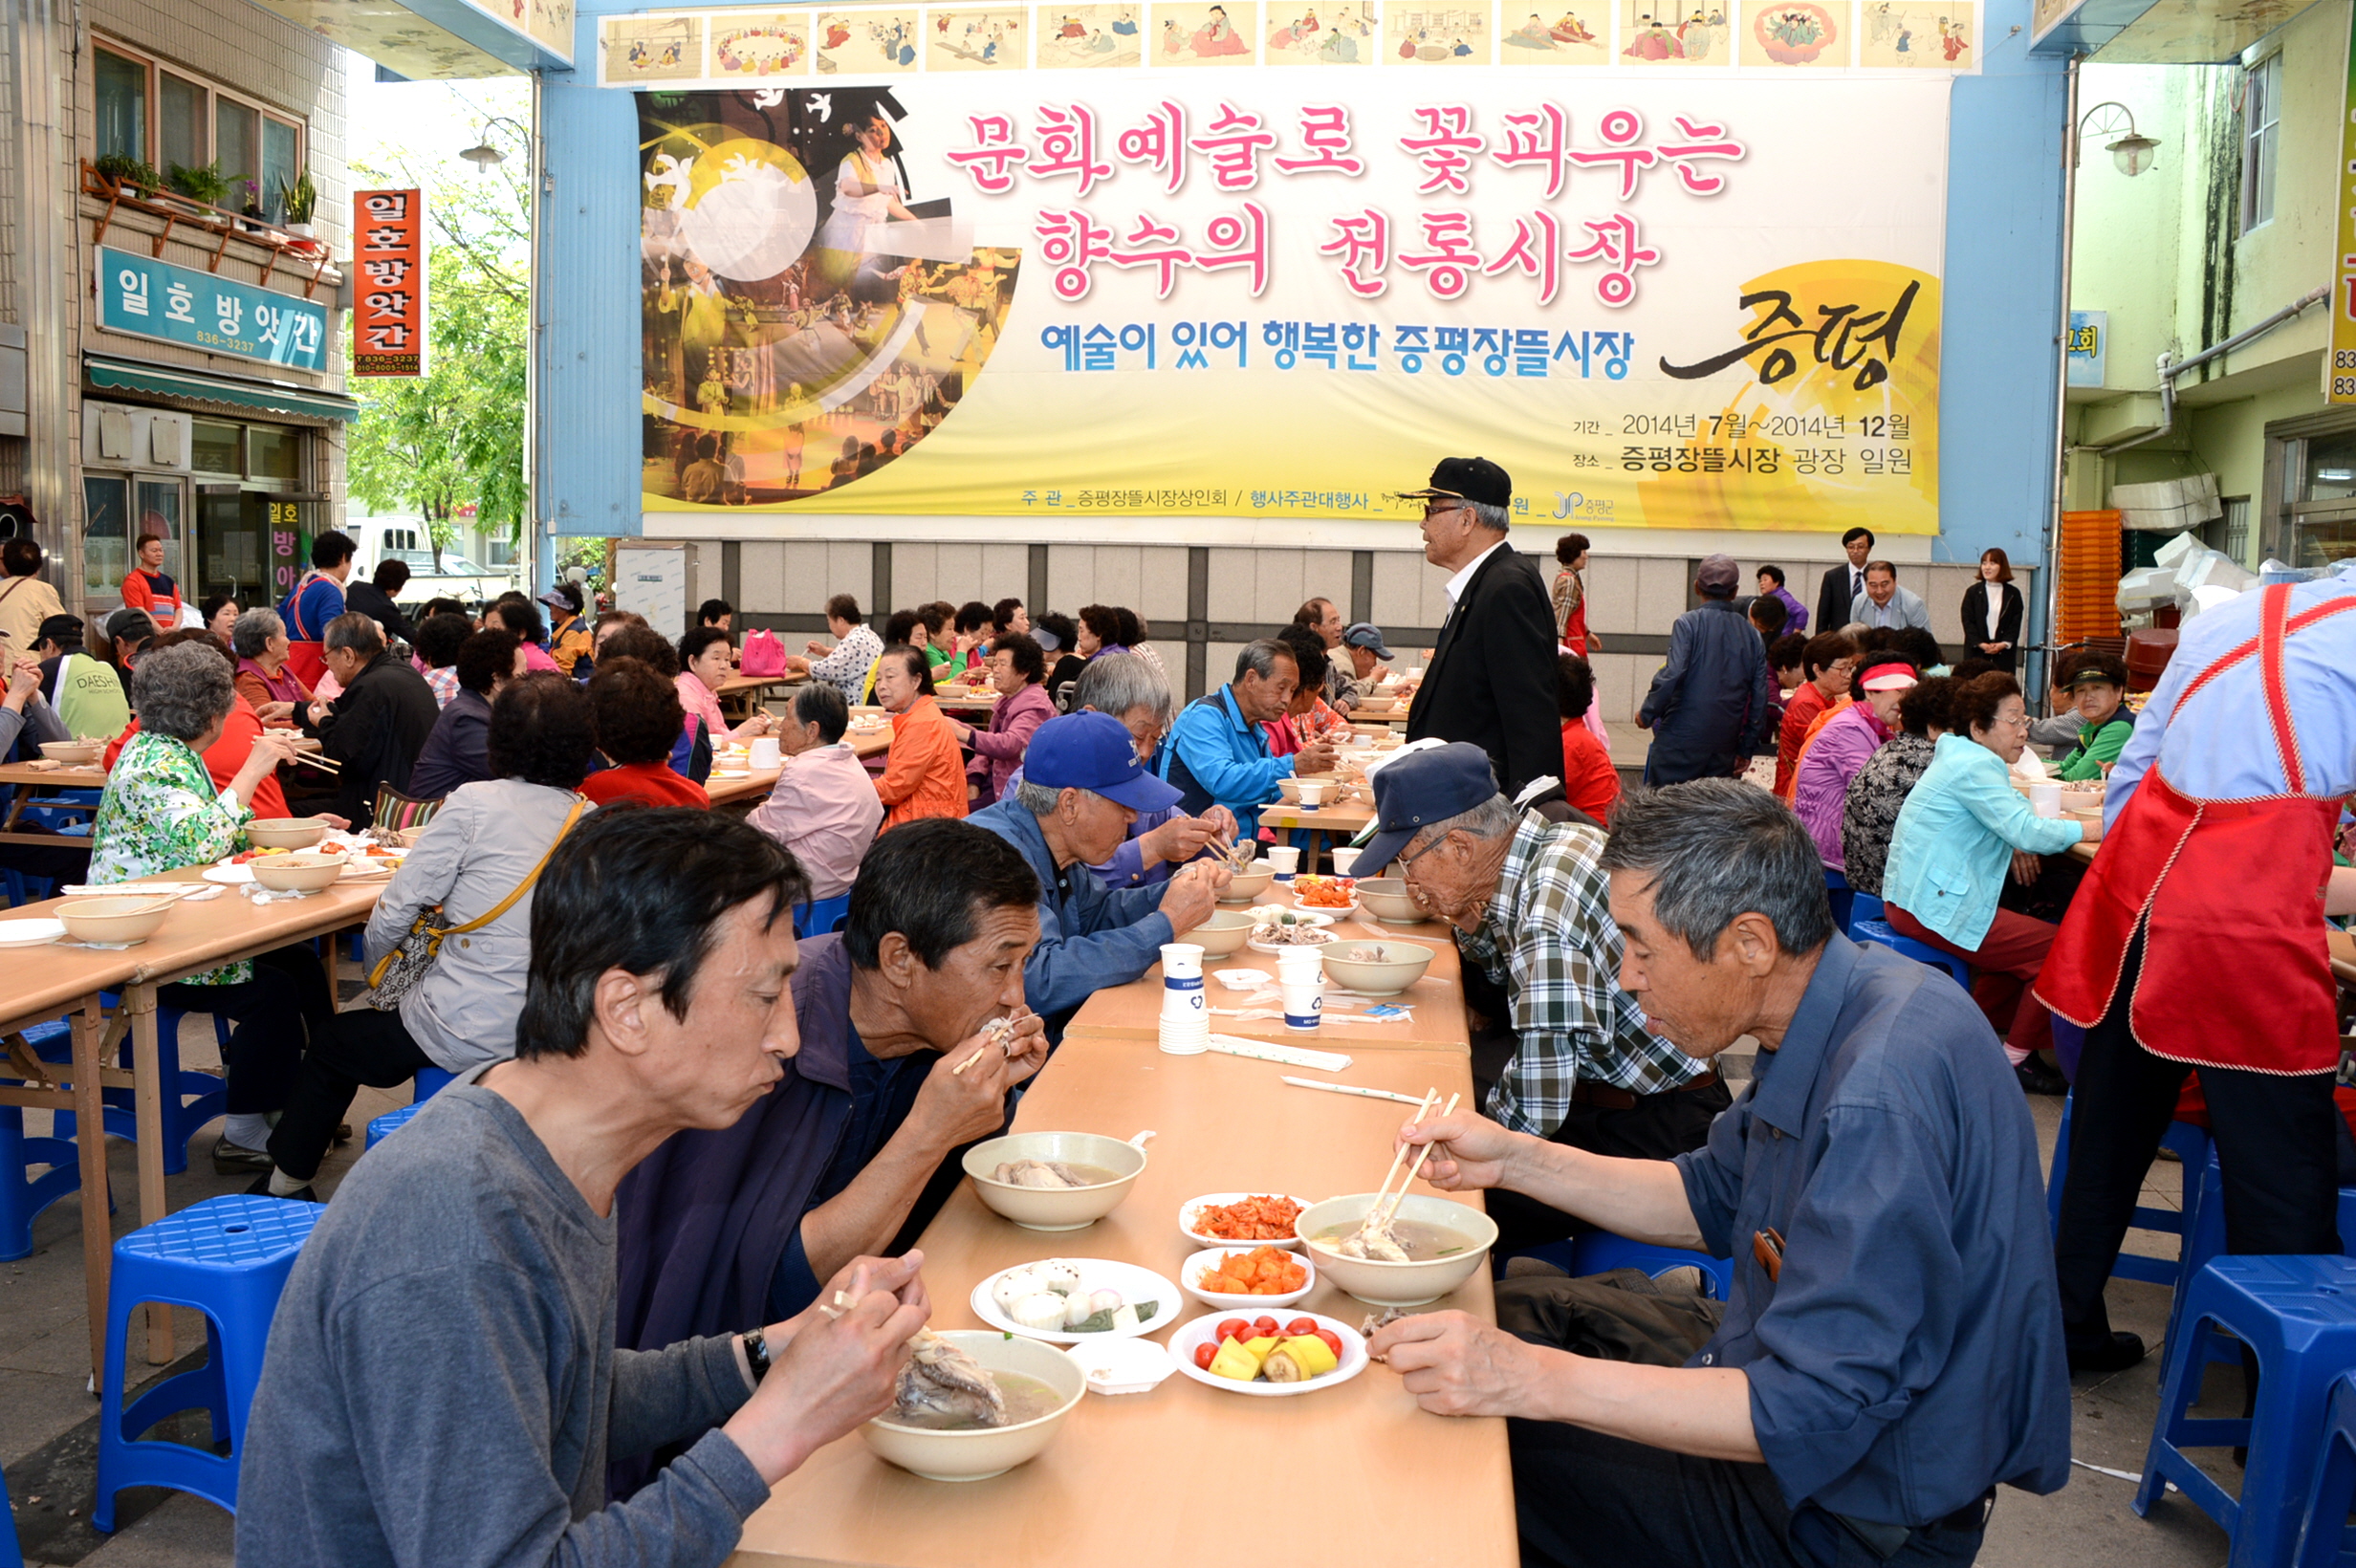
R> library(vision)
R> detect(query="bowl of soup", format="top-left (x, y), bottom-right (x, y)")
top-left (963, 1131), bottom-right (1149, 1231)
top-left (1219, 866), bottom-right (1276, 904)
top-left (1355, 878), bottom-right (1428, 926)
top-left (1295, 1193), bottom-right (1498, 1307)
top-left (245, 817), bottom-right (329, 851)
top-left (249, 852), bottom-right (349, 893)
top-left (1176, 909), bottom-right (1255, 958)
top-left (861, 1331), bottom-right (1087, 1482)
top-left (38, 739), bottom-right (104, 766)
top-left (55, 896), bottom-right (172, 946)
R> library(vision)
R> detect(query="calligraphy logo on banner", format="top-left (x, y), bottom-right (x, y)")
top-left (353, 188), bottom-right (427, 378)
top-left (636, 65), bottom-right (1945, 532)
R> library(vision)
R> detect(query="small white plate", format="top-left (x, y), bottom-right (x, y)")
top-left (1063, 1337), bottom-right (1177, 1396)
top-left (1181, 1246), bottom-right (1317, 1310)
top-left (1212, 969), bottom-right (1268, 991)
top-left (1169, 1310), bottom-right (1369, 1397)
top-left (1243, 906), bottom-right (1333, 926)
top-left (1177, 1192), bottom-right (1311, 1252)
top-left (0, 918), bottom-right (66, 947)
top-left (708, 768), bottom-right (751, 780)
top-left (1248, 927), bottom-right (1338, 955)
top-left (202, 862), bottom-right (254, 884)
top-left (969, 1258), bottom-right (1182, 1344)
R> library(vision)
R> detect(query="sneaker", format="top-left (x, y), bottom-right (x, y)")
top-left (211, 1139), bottom-right (275, 1175)
top-left (2065, 1330), bottom-right (2145, 1374)
top-left (2015, 1056), bottom-right (2068, 1096)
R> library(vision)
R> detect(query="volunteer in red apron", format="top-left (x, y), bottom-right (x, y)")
top-left (2040, 578), bottom-right (2356, 1373)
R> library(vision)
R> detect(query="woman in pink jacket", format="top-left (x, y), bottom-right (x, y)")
top-left (1794, 658), bottom-right (1917, 870)
top-left (952, 632), bottom-right (1055, 806)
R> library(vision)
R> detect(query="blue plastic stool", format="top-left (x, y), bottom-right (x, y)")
top-left (0, 1104), bottom-right (93, 1264)
top-left (364, 1100), bottom-right (424, 1149)
top-left (47, 998), bottom-right (230, 1176)
top-left (794, 891), bottom-right (853, 939)
top-left (1823, 868), bottom-right (1853, 940)
top-left (2160, 1155), bottom-right (2356, 1375)
top-left (94, 1195), bottom-right (323, 1533)
top-left (411, 1066), bottom-right (455, 1102)
top-left (1850, 918), bottom-right (1974, 991)
top-left (2045, 1091), bottom-right (2213, 1287)
top-left (2137, 1254), bottom-right (2356, 1566)
top-left (1567, 1230), bottom-right (1736, 1300)
top-left (1845, 891), bottom-right (1885, 938)
top-left (2294, 1370), bottom-right (2356, 1568)
top-left (0, 1455), bottom-right (22, 1568)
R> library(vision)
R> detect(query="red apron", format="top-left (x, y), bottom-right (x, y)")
top-left (2036, 583), bottom-right (2353, 1076)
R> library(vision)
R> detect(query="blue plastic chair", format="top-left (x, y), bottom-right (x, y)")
top-left (411, 1065), bottom-right (455, 1102)
top-left (2294, 1370), bottom-right (2356, 1568)
top-left (0, 1102), bottom-right (95, 1263)
top-left (0, 1454), bottom-right (22, 1568)
top-left (1567, 1230), bottom-right (1736, 1300)
top-left (2045, 1090), bottom-right (2213, 1287)
top-left (94, 1195), bottom-right (323, 1533)
top-left (1850, 918), bottom-right (1974, 991)
top-left (794, 891), bottom-right (853, 939)
top-left (2160, 1154), bottom-right (2356, 1375)
top-left (1823, 868), bottom-right (1853, 939)
top-left (2137, 1254), bottom-right (2356, 1567)
top-left (1845, 891), bottom-right (1885, 938)
top-left (364, 1100), bottom-right (424, 1149)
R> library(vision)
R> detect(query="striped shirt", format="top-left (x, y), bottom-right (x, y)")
top-left (1463, 813), bottom-right (1711, 1138)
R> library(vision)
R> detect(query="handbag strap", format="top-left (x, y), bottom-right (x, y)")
top-left (442, 797), bottom-right (586, 937)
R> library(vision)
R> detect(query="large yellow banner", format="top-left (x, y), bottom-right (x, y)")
top-left (629, 57), bottom-right (1948, 531)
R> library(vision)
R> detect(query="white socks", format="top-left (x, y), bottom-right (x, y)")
top-left (2003, 1044), bottom-right (2031, 1067)
top-left (224, 1113), bottom-right (273, 1150)
top-left (268, 1167), bottom-right (310, 1197)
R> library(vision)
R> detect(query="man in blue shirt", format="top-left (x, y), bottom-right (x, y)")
top-left (1161, 639), bottom-right (1337, 835)
top-left (278, 529), bottom-right (358, 642)
top-left (1637, 553), bottom-right (1775, 785)
top-left (1372, 780), bottom-right (2067, 1567)
top-left (972, 711), bottom-right (1227, 1036)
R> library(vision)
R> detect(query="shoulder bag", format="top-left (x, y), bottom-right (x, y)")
top-left (365, 797), bottom-right (585, 1008)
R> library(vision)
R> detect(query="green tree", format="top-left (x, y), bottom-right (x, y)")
top-left (345, 116), bottom-right (530, 569)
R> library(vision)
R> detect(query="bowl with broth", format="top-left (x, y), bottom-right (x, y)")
top-left (1296, 1193), bottom-right (1498, 1307)
top-left (963, 1130), bottom-right (1150, 1231)
top-left (861, 1331), bottom-right (1086, 1482)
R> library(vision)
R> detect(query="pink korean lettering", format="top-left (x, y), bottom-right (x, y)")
top-left (1116, 100), bottom-right (1189, 196)
top-left (1031, 104), bottom-right (1114, 196)
top-left (1320, 208), bottom-right (1391, 297)
top-left (1566, 212), bottom-right (1660, 306)
top-left (1272, 104), bottom-right (1367, 177)
top-left (1398, 105), bottom-right (1486, 197)
top-left (1189, 102), bottom-right (1277, 192)
top-left (1396, 211), bottom-right (1483, 300)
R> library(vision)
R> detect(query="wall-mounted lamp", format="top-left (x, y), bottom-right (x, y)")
top-left (2078, 100), bottom-right (2160, 177)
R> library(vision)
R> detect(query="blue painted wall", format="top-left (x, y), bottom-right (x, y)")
top-left (536, 0), bottom-right (2066, 572)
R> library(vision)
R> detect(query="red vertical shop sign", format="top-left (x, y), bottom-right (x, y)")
top-left (352, 188), bottom-right (425, 377)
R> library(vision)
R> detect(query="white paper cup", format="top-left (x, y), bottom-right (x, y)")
top-left (1279, 977), bottom-right (1323, 1031)
top-left (1265, 845), bottom-right (1301, 880)
top-left (2028, 782), bottom-right (2062, 818)
top-left (1295, 780), bottom-right (1329, 807)
top-left (749, 736), bottom-right (782, 770)
top-left (1329, 847), bottom-right (1362, 876)
top-left (1160, 942), bottom-right (1206, 980)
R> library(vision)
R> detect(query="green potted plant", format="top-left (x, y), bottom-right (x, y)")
top-left (164, 160), bottom-right (231, 213)
top-left (278, 168), bottom-right (318, 237)
top-left (93, 152), bottom-right (161, 196)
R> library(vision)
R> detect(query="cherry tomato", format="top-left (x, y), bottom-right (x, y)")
top-left (1217, 1318), bottom-right (1249, 1342)
top-left (1252, 1316), bottom-right (1280, 1338)
top-left (1194, 1341), bottom-right (1218, 1370)
top-left (1284, 1317), bottom-right (1320, 1338)
top-left (1314, 1329), bottom-right (1343, 1359)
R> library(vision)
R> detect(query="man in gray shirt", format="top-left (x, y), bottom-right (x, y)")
top-left (1849, 560), bottom-right (1931, 631)
top-left (238, 809), bottom-right (931, 1568)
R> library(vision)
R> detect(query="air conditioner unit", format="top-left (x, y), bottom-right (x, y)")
top-left (80, 401), bottom-right (192, 473)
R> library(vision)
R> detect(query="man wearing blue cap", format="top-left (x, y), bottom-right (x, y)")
top-left (1341, 622), bottom-right (1395, 705)
top-left (971, 711), bottom-right (1231, 1035)
top-left (1354, 744), bottom-right (1721, 1244)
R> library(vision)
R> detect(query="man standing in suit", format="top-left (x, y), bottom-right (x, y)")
top-left (1814, 527), bottom-right (1875, 634)
top-left (1399, 457), bottom-right (1560, 798)
top-left (1850, 560), bottom-right (1931, 631)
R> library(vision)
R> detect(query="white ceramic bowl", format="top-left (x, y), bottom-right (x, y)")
top-left (1217, 866), bottom-right (1276, 904)
top-left (55, 897), bottom-right (170, 945)
top-left (1178, 1191), bottom-right (1313, 1252)
top-left (1176, 909), bottom-right (1254, 958)
top-left (249, 852), bottom-right (348, 893)
top-left (1320, 942), bottom-right (1436, 996)
top-left (1181, 1246), bottom-right (1317, 1309)
top-left (963, 1131), bottom-right (1148, 1231)
top-left (1296, 1193), bottom-right (1499, 1308)
top-left (1168, 1310), bottom-right (1370, 1398)
top-left (38, 739), bottom-right (104, 766)
top-left (1356, 877), bottom-right (1429, 926)
top-left (860, 1331), bottom-right (1086, 1482)
top-left (245, 817), bottom-right (328, 850)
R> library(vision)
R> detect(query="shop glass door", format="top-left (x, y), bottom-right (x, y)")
top-left (136, 479), bottom-right (185, 609)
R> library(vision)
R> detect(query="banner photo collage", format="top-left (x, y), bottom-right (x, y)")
top-left (618, 6), bottom-right (1952, 530)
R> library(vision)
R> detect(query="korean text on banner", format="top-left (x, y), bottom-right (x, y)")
top-left (2333, 5), bottom-right (2356, 404)
top-left (96, 246), bottom-right (328, 371)
top-left (630, 66), bottom-right (1948, 532)
top-left (353, 188), bottom-right (427, 379)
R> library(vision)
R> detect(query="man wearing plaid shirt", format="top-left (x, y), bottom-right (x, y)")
top-left (1353, 745), bottom-right (1728, 1244)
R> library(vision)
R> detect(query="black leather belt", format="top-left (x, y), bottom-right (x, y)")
top-left (1569, 1069), bottom-right (1721, 1112)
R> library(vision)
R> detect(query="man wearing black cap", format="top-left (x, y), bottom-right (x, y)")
top-left (1397, 458), bottom-right (1560, 798)
top-left (1636, 554), bottom-right (1774, 787)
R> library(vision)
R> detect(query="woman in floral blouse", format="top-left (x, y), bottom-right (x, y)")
top-left (90, 642), bottom-right (328, 1178)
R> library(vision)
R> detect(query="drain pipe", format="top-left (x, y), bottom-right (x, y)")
top-left (2097, 285), bottom-right (2330, 454)
top-left (2039, 54), bottom-right (2083, 707)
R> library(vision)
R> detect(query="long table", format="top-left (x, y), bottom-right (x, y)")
top-left (1065, 881), bottom-right (1471, 1054)
top-left (0, 759), bottom-right (106, 848)
top-left (730, 1034), bottom-right (1513, 1568)
top-left (0, 863), bottom-right (385, 1376)
top-left (702, 728), bottom-right (895, 810)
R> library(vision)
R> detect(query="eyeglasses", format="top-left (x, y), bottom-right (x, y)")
top-left (1422, 500), bottom-right (1467, 521)
top-left (1397, 831), bottom-right (1452, 871)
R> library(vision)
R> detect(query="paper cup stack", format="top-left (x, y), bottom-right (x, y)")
top-left (1159, 942), bottom-right (1210, 1055)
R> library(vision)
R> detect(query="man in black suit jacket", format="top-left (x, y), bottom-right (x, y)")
top-left (1813, 527), bottom-right (1876, 637)
top-left (302, 611), bottom-right (441, 828)
top-left (1399, 457), bottom-right (1560, 798)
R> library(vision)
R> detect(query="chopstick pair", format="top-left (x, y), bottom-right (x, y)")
top-left (1364, 1088), bottom-right (1460, 1232)
top-left (289, 751), bottom-right (340, 773)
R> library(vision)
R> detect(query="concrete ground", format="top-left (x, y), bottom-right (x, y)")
top-left (2, 1017), bottom-right (2238, 1565)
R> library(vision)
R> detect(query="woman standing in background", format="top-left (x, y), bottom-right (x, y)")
top-left (1551, 534), bottom-right (1602, 656)
top-left (1961, 547), bottom-right (2024, 674)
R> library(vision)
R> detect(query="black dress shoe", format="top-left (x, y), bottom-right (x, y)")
top-left (2015, 1056), bottom-right (2069, 1096)
top-left (211, 1140), bottom-right (274, 1175)
top-left (2066, 1331), bottom-right (2146, 1374)
top-left (244, 1174), bottom-right (316, 1202)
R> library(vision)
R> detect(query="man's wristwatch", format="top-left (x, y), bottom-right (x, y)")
top-left (742, 1329), bottom-right (773, 1383)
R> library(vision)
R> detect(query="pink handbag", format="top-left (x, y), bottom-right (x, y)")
top-left (739, 628), bottom-right (787, 676)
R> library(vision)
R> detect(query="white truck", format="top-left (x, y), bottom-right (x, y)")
top-left (344, 518), bottom-right (521, 611)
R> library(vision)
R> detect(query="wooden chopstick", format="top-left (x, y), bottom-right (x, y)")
top-left (1382, 1092), bottom-right (1460, 1226)
top-left (289, 751), bottom-right (340, 773)
top-left (1369, 1088), bottom-right (1438, 1212)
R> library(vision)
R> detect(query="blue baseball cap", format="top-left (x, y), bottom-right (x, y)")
top-left (1353, 743), bottom-right (1503, 877)
top-left (1022, 711), bottom-right (1184, 813)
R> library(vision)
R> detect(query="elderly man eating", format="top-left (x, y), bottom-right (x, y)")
top-left (971, 710), bottom-right (1228, 1035)
top-left (1370, 780), bottom-right (2067, 1568)
top-left (1352, 744), bottom-right (1720, 1250)
top-left (616, 818), bottom-right (1046, 1373)
top-left (1163, 639), bottom-right (1336, 836)
top-left (301, 611), bottom-right (439, 828)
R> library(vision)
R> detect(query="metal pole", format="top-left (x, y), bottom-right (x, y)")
top-left (2038, 54), bottom-right (2083, 707)
top-left (524, 73), bottom-right (546, 597)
